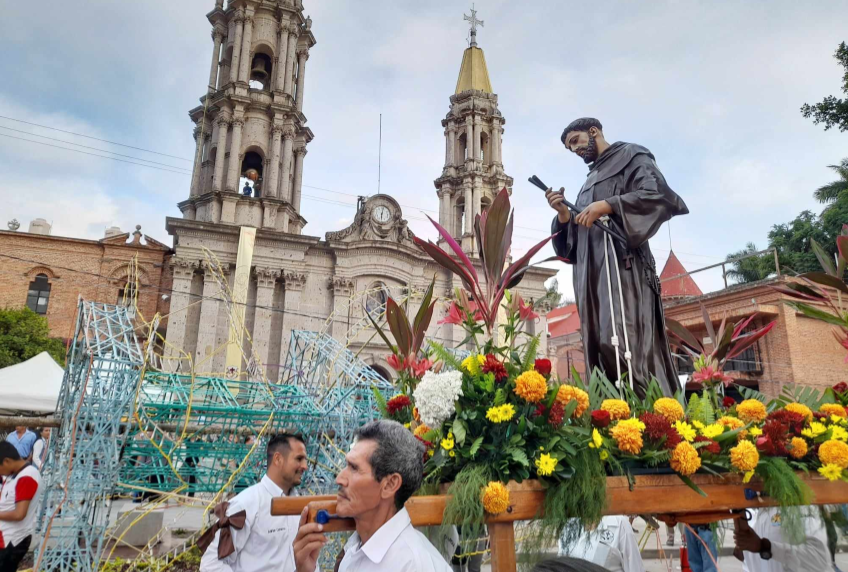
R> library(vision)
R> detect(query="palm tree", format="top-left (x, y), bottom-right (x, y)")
top-left (814, 158), bottom-right (848, 212)
top-left (725, 243), bottom-right (774, 284)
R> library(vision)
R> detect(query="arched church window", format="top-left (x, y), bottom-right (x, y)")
top-left (364, 282), bottom-right (389, 319)
top-left (249, 53), bottom-right (272, 91)
top-left (240, 151), bottom-right (264, 198)
top-left (118, 281), bottom-right (137, 308)
top-left (26, 274), bottom-right (51, 315)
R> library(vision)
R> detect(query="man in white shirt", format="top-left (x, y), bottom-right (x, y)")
top-left (293, 419), bottom-right (452, 572)
top-left (32, 428), bottom-right (50, 472)
top-left (199, 433), bottom-right (309, 572)
top-left (558, 515), bottom-right (645, 572)
top-left (733, 506), bottom-right (834, 572)
top-left (0, 441), bottom-right (43, 572)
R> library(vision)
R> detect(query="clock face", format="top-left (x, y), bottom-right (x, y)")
top-left (373, 205), bottom-right (391, 224)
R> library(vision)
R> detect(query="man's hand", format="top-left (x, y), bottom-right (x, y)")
top-left (293, 507), bottom-right (328, 572)
top-left (574, 200), bottom-right (613, 228)
top-left (545, 187), bottom-right (571, 224)
top-left (733, 519), bottom-right (763, 553)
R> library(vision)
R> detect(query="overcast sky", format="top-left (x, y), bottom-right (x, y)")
top-left (2, 0), bottom-right (846, 300)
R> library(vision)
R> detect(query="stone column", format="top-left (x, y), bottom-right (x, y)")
top-left (208, 28), bottom-right (224, 90)
top-left (464, 184), bottom-right (473, 235)
top-left (229, 12), bottom-right (245, 85)
top-left (189, 124), bottom-right (205, 197)
top-left (292, 146), bottom-right (306, 214)
top-left (444, 129), bottom-right (452, 166)
top-left (472, 180), bottom-right (482, 221)
top-left (265, 125), bottom-right (284, 199)
top-left (279, 271), bottom-right (307, 368)
top-left (225, 115), bottom-right (244, 192)
top-left (330, 277), bottom-right (355, 339)
top-left (196, 264), bottom-right (222, 367)
top-left (448, 126), bottom-right (456, 166)
top-left (163, 260), bottom-right (198, 371)
top-left (473, 120), bottom-right (482, 164)
top-left (279, 127), bottom-right (295, 201)
top-left (438, 188), bottom-right (450, 233)
top-left (283, 25), bottom-right (299, 96)
top-left (237, 12), bottom-right (254, 84)
top-left (253, 267), bottom-right (281, 379)
top-left (273, 23), bottom-right (288, 93)
top-left (464, 117), bottom-right (473, 164)
top-left (294, 48), bottom-right (309, 111)
top-left (212, 112), bottom-right (230, 192)
top-left (495, 123), bottom-right (503, 163)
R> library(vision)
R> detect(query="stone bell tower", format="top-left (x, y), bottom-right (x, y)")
top-left (434, 8), bottom-right (513, 255)
top-left (181, 0), bottom-right (316, 235)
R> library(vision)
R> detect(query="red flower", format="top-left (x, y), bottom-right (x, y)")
top-left (534, 359), bottom-right (552, 377)
top-left (834, 382), bottom-right (848, 395)
top-left (406, 356), bottom-right (432, 378)
top-left (387, 395), bottom-right (412, 415)
top-left (692, 366), bottom-right (734, 387)
top-left (767, 410), bottom-right (805, 436)
top-left (438, 301), bottom-right (465, 325)
top-left (386, 354), bottom-right (403, 371)
top-left (548, 400), bottom-right (565, 427)
top-left (694, 435), bottom-right (720, 455)
top-left (722, 396), bottom-right (737, 408)
top-left (482, 354), bottom-right (508, 383)
top-left (518, 295), bottom-right (539, 322)
top-left (759, 419), bottom-right (790, 456)
top-left (591, 410), bottom-right (611, 428)
top-left (640, 412), bottom-right (681, 450)
top-left (533, 403), bottom-right (547, 417)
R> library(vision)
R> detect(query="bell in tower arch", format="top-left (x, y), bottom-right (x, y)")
top-left (249, 53), bottom-right (272, 89)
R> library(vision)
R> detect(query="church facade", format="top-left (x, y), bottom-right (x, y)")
top-left (164, 0), bottom-right (555, 382)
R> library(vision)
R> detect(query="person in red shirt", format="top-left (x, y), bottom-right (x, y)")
top-left (0, 442), bottom-right (42, 572)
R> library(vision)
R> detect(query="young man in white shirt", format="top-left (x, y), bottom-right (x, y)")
top-left (199, 433), bottom-right (309, 572)
top-left (293, 419), bottom-right (452, 572)
top-left (0, 441), bottom-right (43, 572)
top-left (733, 506), bottom-right (834, 572)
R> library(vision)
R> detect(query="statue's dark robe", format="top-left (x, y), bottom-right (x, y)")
top-left (551, 142), bottom-right (688, 396)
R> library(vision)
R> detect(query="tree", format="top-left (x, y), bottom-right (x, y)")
top-left (813, 158), bottom-right (848, 211)
top-left (724, 242), bottom-right (774, 284)
top-left (0, 307), bottom-right (66, 369)
top-left (800, 42), bottom-right (848, 132)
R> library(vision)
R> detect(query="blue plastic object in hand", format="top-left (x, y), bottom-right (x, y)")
top-left (315, 509), bottom-right (331, 525)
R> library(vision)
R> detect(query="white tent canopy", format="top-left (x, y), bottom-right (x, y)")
top-left (0, 352), bottom-right (64, 414)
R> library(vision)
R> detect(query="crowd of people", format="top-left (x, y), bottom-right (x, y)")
top-left (1, 427), bottom-right (45, 572)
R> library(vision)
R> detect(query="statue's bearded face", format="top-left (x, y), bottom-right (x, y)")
top-left (564, 130), bottom-right (599, 165)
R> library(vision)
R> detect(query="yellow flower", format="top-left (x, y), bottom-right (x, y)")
top-left (749, 427), bottom-right (763, 437)
top-left (481, 481), bottom-right (510, 514)
top-left (670, 442), bottom-right (701, 476)
top-left (730, 440), bottom-right (759, 472)
top-left (535, 453), bottom-right (558, 476)
top-left (789, 437), bottom-right (808, 459)
top-left (600, 450), bottom-right (609, 460)
top-left (441, 435), bottom-right (455, 451)
top-left (785, 402), bottom-right (813, 422)
top-left (831, 425), bottom-right (848, 442)
top-left (555, 385), bottom-right (590, 418)
top-left (462, 354), bottom-right (486, 375)
top-left (589, 428), bottom-right (603, 449)
top-left (486, 404), bottom-right (516, 424)
top-left (413, 424), bottom-right (432, 438)
top-left (675, 420), bottom-right (697, 443)
top-left (718, 416), bottom-right (748, 440)
top-left (818, 464), bottom-right (844, 482)
top-left (802, 422), bottom-right (828, 439)
top-left (737, 399), bottom-right (767, 424)
top-left (403, 422), bottom-right (411, 429)
top-left (820, 403), bottom-right (847, 418)
top-left (743, 470), bottom-right (755, 484)
top-left (601, 399), bottom-right (631, 421)
top-left (692, 420), bottom-right (705, 430)
top-left (449, 450), bottom-right (456, 458)
top-left (611, 418), bottom-right (645, 455)
top-left (819, 439), bottom-right (848, 468)
top-left (428, 449), bottom-right (434, 457)
top-left (654, 397), bottom-right (685, 423)
top-left (514, 371), bottom-right (548, 403)
top-left (832, 415), bottom-right (847, 426)
top-left (701, 423), bottom-right (725, 439)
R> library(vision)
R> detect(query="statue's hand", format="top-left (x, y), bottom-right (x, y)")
top-left (574, 200), bottom-right (613, 228)
top-left (545, 187), bottom-right (570, 224)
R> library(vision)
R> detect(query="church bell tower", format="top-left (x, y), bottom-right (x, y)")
top-left (434, 8), bottom-right (513, 255)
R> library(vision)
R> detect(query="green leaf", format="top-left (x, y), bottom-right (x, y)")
top-left (494, 388), bottom-right (506, 406)
top-left (511, 449), bottom-right (530, 467)
top-left (786, 301), bottom-right (848, 327)
top-left (521, 336), bottom-right (540, 372)
top-left (452, 419), bottom-right (467, 446)
top-left (469, 436), bottom-right (483, 458)
top-left (811, 238), bottom-right (837, 276)
top-left (372, 385), bottom-right (389, 418)
top-left (678, 474), bottom-right (708, 497)
top-left (385, 298), bottom-right (413, 355)
top-left (365, 308), bottom-right (397, 354)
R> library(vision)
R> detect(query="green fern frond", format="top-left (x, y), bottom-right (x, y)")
top-left (428, 341), bottom-right (463, 371)
top-left (372, 385), bottom-right (389, 418)
top-left (521, 336), bottom-right (541, 372)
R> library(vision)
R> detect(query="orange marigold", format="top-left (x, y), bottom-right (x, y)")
top-left (556, 385), bottom-right (590, 418)
top-left (736, 399), bottom-right (767, 424)
top-left (785, 402), bottom-right (814, 422)
top-left (670, 442), bottom-right (701, 476)
top-left (789, 437), bottom-right (808, 460)
top-left (717, 416), bottom-right (748, 440)
top-left (610, 418), bottom-right (645, 455)
top-left (480, 481), bottom-right (510, 514)
top-left (413, 407), bottom-right (421, 422)
top-left (513, 370), bottom-right (548, 403)
top-left (819, 439), bottom-right (848, 469)
top-left (820, 403), bottom-right (848, 418)
top-left (730, 440), bottom-right (759, 472)
top-left (653, 397), bottom-right (685, 423)
top-left (413, 423), bottom-right (432, 438)
top-left (601, 399), bottom-right (631, 421)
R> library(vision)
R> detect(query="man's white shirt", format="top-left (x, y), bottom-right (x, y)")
top-left (559, 515), bottom-right (645, 572)
top-left (338, 507), bottom-right (452, 572)
top-left (199, 475), bottom-right (302, 572)
top-left (742, 507), bottom-right (834, 572)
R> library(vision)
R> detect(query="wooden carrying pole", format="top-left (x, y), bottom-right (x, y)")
top-left (271, 474), bottom-right (848, 572)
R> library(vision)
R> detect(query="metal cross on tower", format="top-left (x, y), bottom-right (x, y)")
top-left (464, 6), bottom-right (484, 47)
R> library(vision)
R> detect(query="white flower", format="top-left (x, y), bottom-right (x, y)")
top-left (413, 370), bottom-right (463, 428)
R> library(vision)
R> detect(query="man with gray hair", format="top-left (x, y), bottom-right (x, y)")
top-left (293, 419), bottom-right (451, 572)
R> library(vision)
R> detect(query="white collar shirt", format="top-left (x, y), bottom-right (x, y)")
top-left (339, 508), bottom-right (452, 572)
top-left (742, 507), bottom-right (834, 572)
top-left (200, 475), bottom-right (304, 572)
top-left (559, 515), bottom-right (645, 572)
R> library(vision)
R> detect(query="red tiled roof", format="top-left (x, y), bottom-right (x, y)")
top-left (547, 303), bottom-right (581, 338)
top-left (660, 251), bottom-right (703, 299)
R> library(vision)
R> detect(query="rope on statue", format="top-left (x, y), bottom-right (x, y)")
top-left (600, 216), bottom-right (633, 395)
